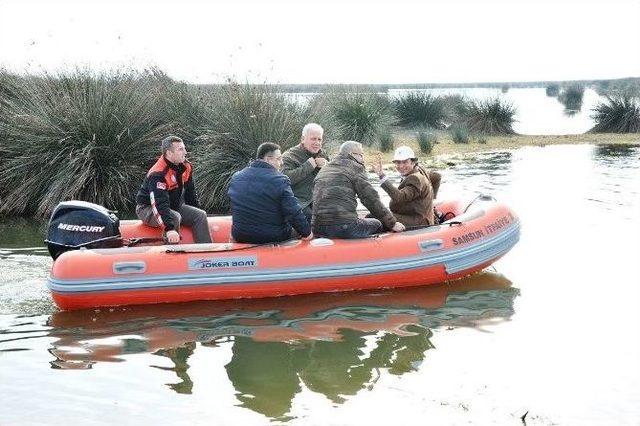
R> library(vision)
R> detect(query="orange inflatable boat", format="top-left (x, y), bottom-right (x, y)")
top-left (46, 195), bottom-right (520, 310)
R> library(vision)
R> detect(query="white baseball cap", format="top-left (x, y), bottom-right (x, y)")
top-left (393, 146), bottom-right (416, 161)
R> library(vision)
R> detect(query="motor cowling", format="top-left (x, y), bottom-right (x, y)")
top-left (45, 200), bottom-right (122, 260)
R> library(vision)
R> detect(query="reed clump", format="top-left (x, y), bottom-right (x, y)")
top-left (393, 92), bottom-right (446, 129)
top-left (417, 131), bottom-right (437, 154)
top-left (590, 95), bottom-right (640, 133)
top-left (545, 83), bottom-right (560, 97)
top-left (449, 124), bottom-right (470, 144)
top-left (451, 97), bottom-right (517, 135)
top-left (559, 84), bottom-right (584, 111)
top-left (378, 130), bottom-right (394, 152)
top-left (325, 91), bottom-right (393, 145)
top-left (0, 69), bottom-right (171, 216)
top-left (194, 83), bottom-right (308, 212)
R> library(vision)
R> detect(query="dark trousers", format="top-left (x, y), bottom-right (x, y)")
top-left (136, 204), bottom-right (212, 243)
top-left (314, 218), bottom-right (383, 239)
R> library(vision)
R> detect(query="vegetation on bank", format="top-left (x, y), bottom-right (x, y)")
top-left (590, 95), bottom-right (640, 133)
top-left (545, 83), bottom-right (560, 97)
top-left (559, 84), bottom-right (585, 111)
top-left (0, 68), bottom-right (638, 218)
top-left (393, 92), bottom-right (446, 129)
top-left (450, 97), bottom-right (517, 135)
top-left (0, 70), bottom-right (170, 216)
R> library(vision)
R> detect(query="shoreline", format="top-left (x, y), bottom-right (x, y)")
top-left (365, 133), bottom-right (640, 163)
top-left (0, 133), bottom-right (638, 221)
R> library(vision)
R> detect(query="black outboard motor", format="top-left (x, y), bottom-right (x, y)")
top-left (45, 200), bottom-right (122, 260)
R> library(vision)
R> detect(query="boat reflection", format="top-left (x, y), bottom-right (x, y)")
top-left (47, 271), bottom-right (518, 419)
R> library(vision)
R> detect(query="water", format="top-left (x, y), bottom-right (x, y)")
top-left (1, 144), bottom-right (639, 425)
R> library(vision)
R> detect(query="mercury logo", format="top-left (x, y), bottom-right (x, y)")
top-left (58, 223), bottom-right (105, 232)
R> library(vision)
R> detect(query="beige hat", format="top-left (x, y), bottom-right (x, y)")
top-left (393, 146), bottom-right (416, 161)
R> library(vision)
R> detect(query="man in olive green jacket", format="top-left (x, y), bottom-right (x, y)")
top-left (282, 123), bottom-right (330, 222)
top-left (313, 141), bottom-right (405, 239)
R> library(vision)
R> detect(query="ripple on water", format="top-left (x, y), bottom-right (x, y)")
top-left (0, 253), bottom-right (55, 316)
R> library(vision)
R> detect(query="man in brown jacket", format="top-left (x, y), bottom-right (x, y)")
top-left (282, 123), bottom-right (330, 222)
top-left (313, 141), bottom-right (405, 239)
top-left (373, 146), bottom-right (441, 227)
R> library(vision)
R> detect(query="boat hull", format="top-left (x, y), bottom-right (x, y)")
top-left (47, 198), bottom-right (520, 310)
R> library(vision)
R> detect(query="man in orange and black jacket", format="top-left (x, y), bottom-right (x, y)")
top-left (135, 135), bottom-right (212, 244)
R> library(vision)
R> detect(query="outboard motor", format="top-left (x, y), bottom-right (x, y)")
top-left (45, 200), bottom-right (122, 260)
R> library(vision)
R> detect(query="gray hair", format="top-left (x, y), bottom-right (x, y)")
top-left (339, 140), bottom-right (362, 155)
top-left (301, 123), bottom-right (323, 138)
top-left (161, 135), bottom-right (183, 154)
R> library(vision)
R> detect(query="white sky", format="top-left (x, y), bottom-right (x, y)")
top-left (0, 0), bottom-right (638, 84)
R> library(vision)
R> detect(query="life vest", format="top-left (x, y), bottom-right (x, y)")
top-left (148, 156), bottom-right (192, 190)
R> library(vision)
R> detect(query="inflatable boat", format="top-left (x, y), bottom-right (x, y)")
top-left (45, 195), bottom-right (520, 310)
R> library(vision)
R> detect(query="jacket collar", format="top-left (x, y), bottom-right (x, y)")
top-left (250, 159), bottom-right (277, 170)
top-left (161, 155), bottom-right (186, 173)
top-left (334, 153), bottom-right (365, 170)
top-left (297, 144), bottom-right (326, 159)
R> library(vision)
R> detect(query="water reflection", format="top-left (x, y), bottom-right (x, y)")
top-left (593, 144), bottom-right (640, 161)
top-left (152, 343), bottom-right (196, 394)
top-left (46, 271), bottom-right (517, 419)
top-left (0, 217), bottom-right (47, 248)
top-left (563, 108), bottom-right (580, 117)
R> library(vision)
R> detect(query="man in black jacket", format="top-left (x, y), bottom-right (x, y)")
top-left (228, 142), bottom-right (313, 244)
top-left (135, 136), bottom-right (212, 244)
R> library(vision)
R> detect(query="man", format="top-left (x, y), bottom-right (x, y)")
top-left (228, 142), bottom-right (313, 244)
top-left (135, 135), bottom-right (212, 244)
top-left (312, 141), bottom-right (405, 239)
top-left (281, 123), bottom-right (330, 222)
top-left (373, 146), bottom-right (442, 227)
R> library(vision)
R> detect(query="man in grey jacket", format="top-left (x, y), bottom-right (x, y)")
top-left (282, 123), bottom-right (330, 222)
top-left (312, 141), bottom-right (405, 239)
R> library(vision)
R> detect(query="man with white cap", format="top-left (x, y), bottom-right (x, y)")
top-left (373, 146), bottom-right (441, 227)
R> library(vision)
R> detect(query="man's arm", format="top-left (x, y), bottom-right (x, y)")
top-left (427, 170), bottom-right (441, 199)
top-left (282, 153), bottom-right (317, 185)
top-left (353, 173), bottom-right (396, 230)
top-left (147, 174), bottom-right (176, 231)
top-left (381, 175), bottom-right (426, 204)
top-left (280, 178), bottom-right (312, 237)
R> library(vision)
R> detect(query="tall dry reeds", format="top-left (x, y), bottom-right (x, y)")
top-left (590, 95), bottom-right (640, 133)
top-left (323, 91), bottom-right (393, 145)
top-left (393, 92), bottom-right (447, 129)
top-left (0, 69), bottom-right (172, 216)
top-left (193, 83), bottom-right (308, 212)
top-left (451, 97), bottom-right (517, 135)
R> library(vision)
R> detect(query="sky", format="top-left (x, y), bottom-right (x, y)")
top-left (0, 0), bottom-right (638, 84)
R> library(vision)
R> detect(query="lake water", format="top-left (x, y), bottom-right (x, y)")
top-left (1, 144), bottom-right (639, 425)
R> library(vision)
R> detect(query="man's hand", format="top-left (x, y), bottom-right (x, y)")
top-left (372, 154), bottom-right (384, 177)
top-left (307, 157), bottom-right (317, 168)
top-left (165, 230), bottom-right (180, 244)
top-left (302, 231), bottom-right (314, 241)
top-left (391, 222), bottom-right (405, 233)
top-left (315, 157), bottom-right (327, 168)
